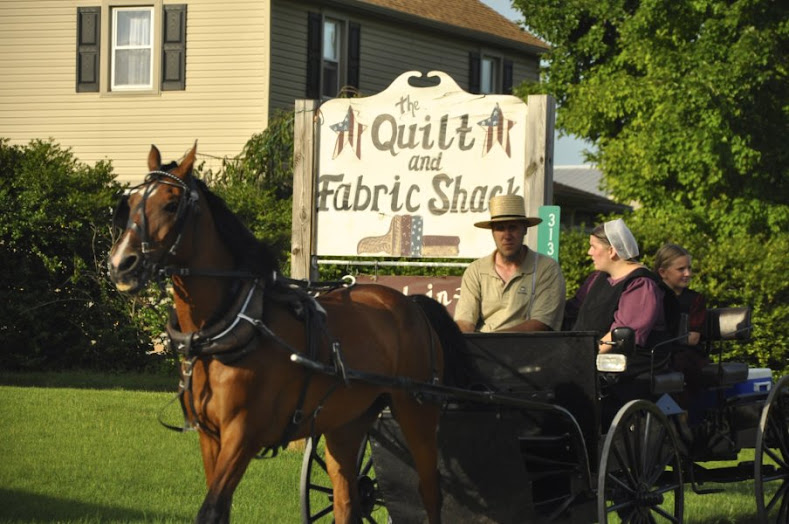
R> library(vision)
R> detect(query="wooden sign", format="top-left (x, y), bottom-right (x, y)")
top-left (316, 71), bottom-right (530, 259)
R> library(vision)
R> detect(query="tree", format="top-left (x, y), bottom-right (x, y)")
top-left (515, 0), bottom-right (789, 372)
top-left (515, 0), bottom-right (788, 233)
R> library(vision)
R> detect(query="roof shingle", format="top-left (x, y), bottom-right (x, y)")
top-left (356, 0), bottom-right (548, 50)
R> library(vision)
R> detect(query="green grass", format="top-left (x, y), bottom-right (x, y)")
top-left (0, 374), bottom-right (305, 523)
top-left (0, 372), bottom-right (774, 522)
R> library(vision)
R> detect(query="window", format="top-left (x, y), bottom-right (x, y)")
top-left (480, 56), bottom-right (499, 94)
top-left (111, 7), bottom-right (154, 91)
top-left (306, 13), bottom-right (360, 100)
top-left (76, 4), bottom-right (187, 93)
top-left (322, 19), bottom-right (341, 98)
top-left (469, 52), bottom-right (514, 95)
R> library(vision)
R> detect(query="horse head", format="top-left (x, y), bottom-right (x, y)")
top-left (108, 143), bottom-right (200, 294)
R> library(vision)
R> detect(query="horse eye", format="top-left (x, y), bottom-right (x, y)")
top-left (164, 201), bottom-right (179, 214)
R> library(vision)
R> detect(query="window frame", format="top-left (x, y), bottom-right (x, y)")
top-left (469, 50), bottom-right (514, 95)
top-left (110, 6), bottom-right (155, 92)
top-left (320, 16), bottom-right (346, 100)
top-left (306, 11), bottom-right (360, 100)
top-left (480, 55), bottom-right (500, 95)
top-left (100, 0), bottom-right (163, 96)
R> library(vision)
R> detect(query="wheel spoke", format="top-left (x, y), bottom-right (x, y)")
top-left (309, 504), bottom-right (334, 522)
top-left (308, 483), bottom-right (334, 495)
top-left (313, 453), bottom-right (328, 473)
top-left (606, 469), bottom-right (637, 495)
top-left (608, 497), bottom-right (637, 515)
top-left (779, 484), bottom-right (789, 522)
top-left (766, 479), bottom-right (789, 514)
top-left (614, 435), bottom-right (639, 488)
top-left (360, 455), bottom-right (374, 476)
top-left (646, 449), bottom-right (676, 486)
top-left (641, 411), bottom-right (654, 476)
top-left (649, 501), bottom-right (680, 522)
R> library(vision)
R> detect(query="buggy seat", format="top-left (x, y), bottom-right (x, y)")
top-left (701, 307), bottom-right (752, 388)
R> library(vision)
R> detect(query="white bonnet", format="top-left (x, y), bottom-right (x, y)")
top-left (604, 218), bottom-right (639, 260)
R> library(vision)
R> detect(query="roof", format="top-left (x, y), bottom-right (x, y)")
top-left (554, 165), bottom-right (608, 199)
top-left (349, 0), bottom-right (549, 51)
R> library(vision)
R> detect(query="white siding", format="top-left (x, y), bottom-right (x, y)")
top-left (0, 0), bottom-right (271, 184)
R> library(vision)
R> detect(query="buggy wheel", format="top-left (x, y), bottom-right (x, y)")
top-left (598, 399), bottom-right (684, 523)
top-left (755, 375), bottom-right (789, 522)
top-left (299, 434), bottom-right (384, 523)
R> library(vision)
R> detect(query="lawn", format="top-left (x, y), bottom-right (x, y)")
top-left (0, 372), bottom-right (771, 523)
top-left (0, 373), bottom-right (305, 523)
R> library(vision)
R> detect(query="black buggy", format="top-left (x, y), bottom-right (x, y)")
top-left (299, 306), bottom-right (789, 522)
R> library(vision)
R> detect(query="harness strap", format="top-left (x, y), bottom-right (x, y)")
top-left (254, 297), bottom-right (344, 456)
top-left (158, 357), bottom-right (204, 434)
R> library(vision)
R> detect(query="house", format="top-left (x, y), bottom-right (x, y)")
top-left (0, 0), bottom-right (547, 184)
top-left (269, 0), bottom-right (548, 114)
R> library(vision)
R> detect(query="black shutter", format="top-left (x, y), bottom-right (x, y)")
top-left (306, 12), bottom-right (322, 99)
top-left (347, 22), bottom-right (361, 90)
top-left (162, 4), bottom-right (187, 91)
top-left (76, 7), bottom-right (100, 92)
top-left (468, 52), bottom-right (480, 94)
top-left (503, 59), bottom-right (513, 94)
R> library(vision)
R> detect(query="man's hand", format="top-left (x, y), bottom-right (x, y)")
top-left (455, 320), bottom-right (476, 333)
top-left (500, 319), bottom-right (552, 332)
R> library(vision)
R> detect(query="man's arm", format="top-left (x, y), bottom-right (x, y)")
top-left (527, 258), bottom-right (567, 331)
top-left (454, 264), bottom-right (481, 333)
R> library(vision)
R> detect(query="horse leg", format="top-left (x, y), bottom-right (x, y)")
top-left (391, 393), bottom-right (442, 523)
top-left (195, 425), bottom-right (255, 524)
top-left (324, 407), bottom-right (381, 523)
top-left (198, 432), bottom-right (220, 487)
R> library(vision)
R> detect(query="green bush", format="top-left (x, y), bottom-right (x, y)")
top-left (197, 110), bottom-right (296, 273)
top-left (0, 139), bottom-right (168, 371)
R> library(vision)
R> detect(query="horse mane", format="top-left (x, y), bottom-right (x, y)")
top-left (191, 177), bottom-right (280, 277)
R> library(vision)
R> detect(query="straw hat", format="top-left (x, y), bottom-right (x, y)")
top-left (474, 194), bottom-right (542, 229)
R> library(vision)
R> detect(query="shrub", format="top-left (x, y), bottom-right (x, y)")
top-left (0, 139), bottom-right (168, 371)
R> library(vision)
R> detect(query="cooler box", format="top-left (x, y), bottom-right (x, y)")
top-left (726, 368), bottom-right (773, 397)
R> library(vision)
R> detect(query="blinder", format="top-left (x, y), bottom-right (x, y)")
top-left (111, 170), bottom-right (199, 266)
top-left (112, 193), bottom-right (131, 231)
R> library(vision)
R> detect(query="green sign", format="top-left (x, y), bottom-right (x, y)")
top-left (537, 206), bottom-right (561, 261)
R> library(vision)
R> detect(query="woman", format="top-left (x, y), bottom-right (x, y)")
top-left (654, 243), bottom-right (708, 414)
top-left (568, 219), bottom-right (668, 356)
top-left (567, 219), bottom-right (670, 420)
top-left (654, 243), bottom-right (706, 346)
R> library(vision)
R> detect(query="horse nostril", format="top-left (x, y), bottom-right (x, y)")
top-left (118, 254), bottom-right (139, 273)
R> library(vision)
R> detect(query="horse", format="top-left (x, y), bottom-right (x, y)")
top-left (107, 143), bottom-right (468, 523)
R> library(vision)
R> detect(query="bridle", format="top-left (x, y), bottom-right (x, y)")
top-left (112, 170), bottom-right (198, 281)
top-left (112, 170), bottom-right (262, 285)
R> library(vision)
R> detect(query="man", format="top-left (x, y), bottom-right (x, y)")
top-left (454, 194), bottom-right (566, 332)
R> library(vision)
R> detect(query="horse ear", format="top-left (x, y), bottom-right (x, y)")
top-left (148, 145), bottom-right (162, 171)
top-left (173, 142), bottom-right (197, 180)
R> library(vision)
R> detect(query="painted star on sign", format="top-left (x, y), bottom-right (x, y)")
top-left (477, 103), bottom-right (514, 157)
top-left (330, 106), bottom-right (367, 160)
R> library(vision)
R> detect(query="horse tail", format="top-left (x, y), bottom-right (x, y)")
top-left (410, 295), bottom-right (474, 388)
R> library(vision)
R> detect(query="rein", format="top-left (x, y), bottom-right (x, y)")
top-left (160, 272), bottom-right (354, 454)
top-left (118, 171), bottom-right (355, 452)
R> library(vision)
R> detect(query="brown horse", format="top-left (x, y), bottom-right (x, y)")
top-left (108, 144), bottom-right (466, 523)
